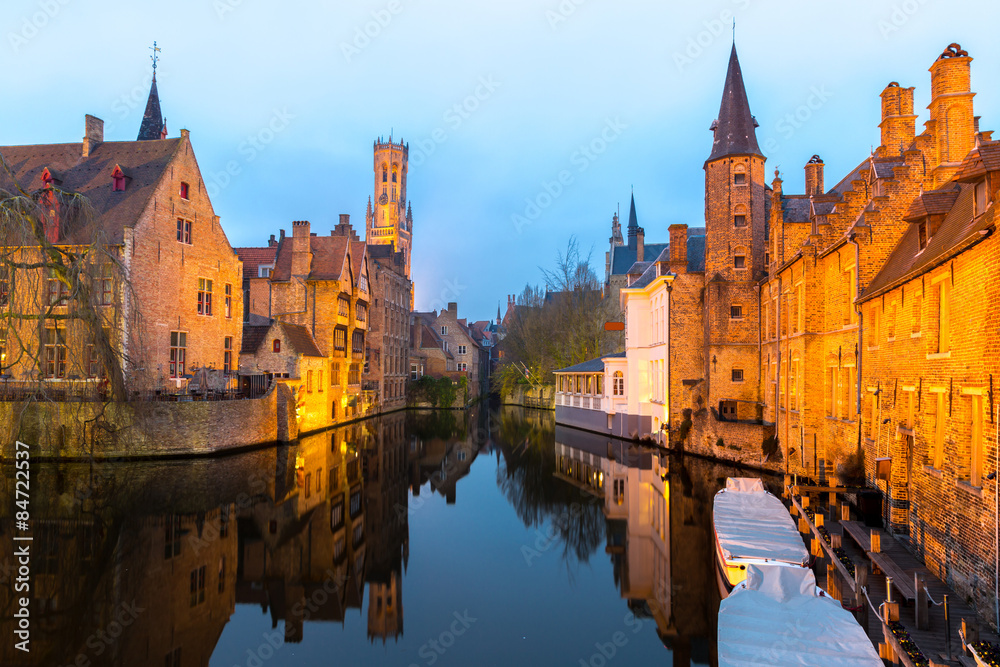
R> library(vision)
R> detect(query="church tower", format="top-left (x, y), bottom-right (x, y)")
top-left (366, 137), bottom-right (412, 281)
top-left (704, 44), bottom-right (767, 415)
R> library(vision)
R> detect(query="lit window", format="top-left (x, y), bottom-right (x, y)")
top-left (169, 332), bottom-right (187, 378)
top-left (613, 371), bottom-right (624, 396)
top-left (43, 328), bottom-right (66, 378)
top-left (338, 297), bottom-right (350, 317)
top-left (197, 278), bottom-right (213, 315)
top-left (334, 328), bottom-right (347, 353)
top-left (936, 281), bottom-right (950, 353)
top-left (223, 336), bottom-right (232, 373)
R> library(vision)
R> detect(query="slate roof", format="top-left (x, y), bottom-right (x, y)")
top-left (555, 351), bottom-right (625, 374)
top-left (137, 76), bottom-right (165, 141)
top-left (872, 158), bottom-right (906, 180)
top-left (612, 244), bottom-right (668, 275)
top-left (241, 325), bottom-right (270, 355)
top-left (781, 197), bottom-right (812, 223)
top-left (280, 322), bottom-right (324, 357)
top-left (862, 181), bottom-right (988, 301)
top-left (707, 44), bottom-right (762, 163)
top-left (0, 138), bottom-right (183, 244)
top-left (235, 246), bottom-right (277, 279)
top-left (627, 193), bottom-right (639, 232)
top-left (955, 141), bottom-right (1000, 182)
top-left (826, 158), bottom-right (868, 196)
top-left (902, 185), bottom-right (961, 221)
top-left (270, 233), bottom-right (365, 284)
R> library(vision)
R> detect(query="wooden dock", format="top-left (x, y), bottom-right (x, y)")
top-left (787, 483), bottom-right (997, 666)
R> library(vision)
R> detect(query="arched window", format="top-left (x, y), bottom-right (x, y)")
top-left (382, 166), bottom-right (388, 183)
top-left (733, 204), bottom-right (747, 228)
top-left (392, 166), bottom-right (398, 183)
top-left (273, 339), bottom-right (281, 353)
top-left (613, 371), bottom-right (624, 396)
top-left (733, 164), bottom-right (747, 185)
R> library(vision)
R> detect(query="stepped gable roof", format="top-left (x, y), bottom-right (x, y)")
top-left (235, 246), bottom-right (278, 278)
top-left (707, 44), bottom-right (762, 163)
top-left (0, 138), bottom-right (183, 244)
top-left (863, 182), bottom-right (987, 301)
top-left (902, 184), bottom-right (962, 221)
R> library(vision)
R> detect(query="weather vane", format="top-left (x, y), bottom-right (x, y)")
top-left (150, 41), bottom-right (161, 73)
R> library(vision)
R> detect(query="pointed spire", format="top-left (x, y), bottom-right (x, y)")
top-left (137, 44), bottom-right (165, 141)
top-left (627, 193), bottom-right (638, 231)
top-left (707, 43), bottom-right (762, 163)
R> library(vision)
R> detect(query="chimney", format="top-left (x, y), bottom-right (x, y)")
top-left (82, 115), bottom-right (104, 158)
top-left (878, 82), bottom-right (916, 157)
top-left (447, 302), bottom-right (457, 316)
top-left (339, 214), bottom-right (350, 226)
top-left (636, 227), bottom-right (645, 262)
top-left (928, 44), bottom-right (974, 184)
top-left (268, 234), bottom-right (277, 247)
top-left (291, 221), bottom-right (312, 276)
top-left (668, 224), bottom-right (688, 273)
top-left (804, 155), bottom-right (825, 196)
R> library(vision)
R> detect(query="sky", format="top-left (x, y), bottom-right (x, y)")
top-left (3, 0), bottom-right (999, 322)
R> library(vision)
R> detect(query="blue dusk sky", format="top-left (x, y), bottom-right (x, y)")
top-left (3, 0), bottom-right (998, 321)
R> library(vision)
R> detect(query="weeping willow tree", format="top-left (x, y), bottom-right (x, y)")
top-left (497, 237), bottom-right (620, 395)
top-left (0, 152), bottom-right (149, 443)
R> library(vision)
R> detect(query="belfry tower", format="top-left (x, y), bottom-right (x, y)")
top-left (366, 137), bottom-right (413, 282)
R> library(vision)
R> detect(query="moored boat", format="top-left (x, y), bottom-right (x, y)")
top-left (713, 477), bottom-right (809, 596)
top-left (718, 564), bottom-right (882, 666)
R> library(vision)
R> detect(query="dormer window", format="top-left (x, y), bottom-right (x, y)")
top-left (918, 221), bottom-right (928, 250)
top-left (180, 182), bottom-right (190, 200)
top-left (112, 165), bottom-right (127, 192)
top-left (975, 179), bottom-right (988, 216)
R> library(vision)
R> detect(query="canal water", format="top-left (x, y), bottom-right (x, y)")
top-left (1, 406), bottom-right (771, 667)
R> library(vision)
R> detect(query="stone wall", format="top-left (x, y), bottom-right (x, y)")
top-left (0, 384), bottom-right (281, 459)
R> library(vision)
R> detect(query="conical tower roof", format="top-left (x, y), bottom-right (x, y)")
top-left (137, 75), bottom-right (164, 141)
top-left (707, 44), bottom-right (762, 162)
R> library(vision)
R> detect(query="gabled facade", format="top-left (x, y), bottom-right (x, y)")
top-left (0, 103), bottom-right (243, 391)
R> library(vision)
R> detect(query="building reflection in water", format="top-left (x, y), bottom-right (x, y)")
top-left (0, 405), bottom-right (739, 666)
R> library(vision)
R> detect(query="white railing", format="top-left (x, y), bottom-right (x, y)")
top-left (592, 397), bottom-right (601, 411)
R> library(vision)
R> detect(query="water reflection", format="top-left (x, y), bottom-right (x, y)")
top-left (0, 406), bottom-right (763, 666)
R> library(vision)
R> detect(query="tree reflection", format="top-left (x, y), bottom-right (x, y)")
top-left (493, 406), bottom-right (606, 564)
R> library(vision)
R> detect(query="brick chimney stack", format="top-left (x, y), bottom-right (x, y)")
top-left (804, 155), bottom-right (825, 196)
top-left (291, 221), bottom-right (312, 276)
top-left (927, 43), bottom-right (975, 186)
top-left (878, 82), bottom-right (916, 158)
top-left (668, 224), bottom-right (688, 274)
top-left (636, 227), bottom-right (645, 262)
top-left (82, 115), bottom-right (103, 158)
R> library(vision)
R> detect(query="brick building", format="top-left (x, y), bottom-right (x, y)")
top-left (587, 41), bottom-right (1000, 626)
top-left (239, 219), bottom-right (370, 425)
top-left (409, 303), bottom-right (482, 392)
top-left (0, 75), bottom-right (243, 391)
top-left (361, 236), bottom-right (411, 414)
top-left (366, 137), bottom-right (414, 306)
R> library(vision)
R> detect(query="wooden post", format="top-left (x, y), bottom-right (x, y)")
top-left (855, 563), bottom-right (869, 630)
top-left (944, 595), bottom-right (951, 660)
top-left (871, 530), bottom-right (881, 553)
top-left (827, 563), bottom-right (841, 602)
top-left (915, 574), bottom-right (929, 630)
top-left (841, 504), bottom-right (850, 522)
top-left (784, 474), bottom-right (792, 498)
top-left (881, 603), bottom-right (896, 663)
top-left (962, 618), bottom-right (979, 656)
top-left (812, 538), bottom-right (824, 558)
top-left (790, 502), bottom-right (798, 517)
top-left (802, 495), bottom-right (810, 509)
top-left (831, 533), bottom-right (842, 549)
top-left (799, 517), bottom-right (809, 534)
top-left (815, 512), bottom-right (824, 528)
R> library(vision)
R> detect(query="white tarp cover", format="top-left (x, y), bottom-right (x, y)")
top-left (714, 479), bottom-right (809, 565)
top-left (719, 565), bottom-right (882, 666)
top-left (727, 477), bottom-right (766, 493)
